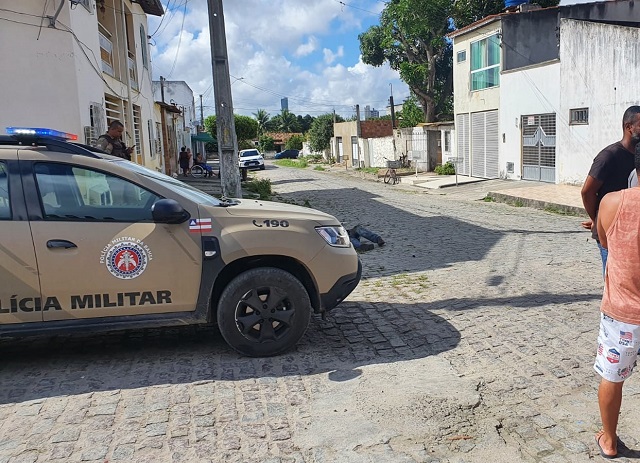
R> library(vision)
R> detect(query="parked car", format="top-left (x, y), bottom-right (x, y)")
top-left (0, 127), bottom-right (362, 357)
top-left (238, 149), bottom-right (265, 170)
top-left (274, 149), bottom-right (299, 160)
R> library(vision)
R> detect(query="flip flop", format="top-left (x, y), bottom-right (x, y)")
top-left (595, 433), bottom-right (618, 459)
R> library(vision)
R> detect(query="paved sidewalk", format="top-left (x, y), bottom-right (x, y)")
top-left (326, 166), bottom-right (587, 217)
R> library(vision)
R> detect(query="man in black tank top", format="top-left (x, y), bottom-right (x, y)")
top-left (97, 120), bottom-right (134, 161)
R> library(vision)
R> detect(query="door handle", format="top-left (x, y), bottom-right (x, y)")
top-left (46, 240), bottom-right (77, 249)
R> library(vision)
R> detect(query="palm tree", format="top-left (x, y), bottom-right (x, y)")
top-left (278, 109), bottom-right (299, 132)
top-left (253, 109), bottom-right (270, 137)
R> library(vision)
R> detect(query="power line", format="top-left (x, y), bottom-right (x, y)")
top-left (165, 0), bottom-right (188, 78)
top-left (333, 0), bottom-right (380, 15)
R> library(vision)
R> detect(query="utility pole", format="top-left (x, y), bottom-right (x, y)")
top-left (199, 94), bottom-right (204, 132)
top-left (160, 76), bottom-right (165, 103)
top-left (389, 83), bottom-right (396, 130)
top-left (207, 0), bottom-right (241, 198)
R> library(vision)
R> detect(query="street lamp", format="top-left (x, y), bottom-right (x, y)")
top-left (231, 76), bottom-right (244, 86)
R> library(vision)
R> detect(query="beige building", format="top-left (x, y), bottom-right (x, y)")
top-left (449, 16), bottom-right (502, 179)
top-left (0, 0), bottom-right (164, 170)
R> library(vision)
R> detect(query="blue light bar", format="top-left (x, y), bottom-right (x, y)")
top-left (6, 127), bottom-right (78, 140)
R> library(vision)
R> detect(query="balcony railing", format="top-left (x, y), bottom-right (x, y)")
top-left (99, 32), bottom-right (114, 77)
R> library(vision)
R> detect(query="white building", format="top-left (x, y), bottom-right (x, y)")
top-left (364, 105), bottom-right (380, 120)
top-left (0, 0), bottom-right (163, 170)
top-left (152, 80), bottom-right (198, 175)
top-left (449, 0), bottom-right (640, 184)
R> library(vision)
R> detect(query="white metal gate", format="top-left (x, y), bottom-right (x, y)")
top-left (522, 113), bottom-right (556, 183)
top-left (456, 113), bottom-right (470, 175)
top-left (471, 110), bottom-right (499, 179)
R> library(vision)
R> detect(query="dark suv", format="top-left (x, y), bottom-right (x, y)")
top-left (274, 149), bottom-right (299, 160)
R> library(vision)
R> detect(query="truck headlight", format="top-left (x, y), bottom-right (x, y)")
top-left (315, 226), bottom-right (350, 247)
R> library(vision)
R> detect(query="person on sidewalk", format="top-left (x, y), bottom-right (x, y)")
top-left (581, 106), bottom-right (640, 275)
top-left (179, 146), bottom-right (190, 177)
top-left (347, 225), bottom-right (385, 252)
top-left (592, 151), bottom-right (640, 459)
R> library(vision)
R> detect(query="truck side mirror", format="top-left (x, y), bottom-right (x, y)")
top-left (151, 199), bottom-right (190, 224)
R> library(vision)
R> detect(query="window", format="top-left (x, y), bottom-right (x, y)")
top-left (140, 24), bottom-right (149, 69)
top-left (470, 34), bottom-right (500, 91)
top-left (444, 131), bottom-right (451, 152)
top-left (457, 50), bottom-right (466, 63)
top-left (0, 163), bottom-right (10, 219)
top-left (570, 108), bottom-right (589, 125)
top-left (73, 0), bottom-right (93, 13)
top-left (34, 163), bottom-right (161, 222)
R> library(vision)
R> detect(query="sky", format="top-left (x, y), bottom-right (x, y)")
top-left (147, 0), bottom-right (409, 121)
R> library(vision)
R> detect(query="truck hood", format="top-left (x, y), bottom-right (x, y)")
top-left (220, 199), bottom-right (340, 224)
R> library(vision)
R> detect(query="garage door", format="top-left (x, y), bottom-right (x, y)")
top-left (456, 113), bottom-right (470, 175)
top-left (471, 110), bottom-right (499, 179)
top-left (522, 113), bottom-right (556, 183)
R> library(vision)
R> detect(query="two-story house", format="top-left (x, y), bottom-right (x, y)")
top-left (449, 0), bottom-right (640, 184)
top-left (0, 0), bottom-right (163, 170)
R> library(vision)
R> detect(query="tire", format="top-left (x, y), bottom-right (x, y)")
top-left (217, 268), bottom-right (312, 357)
top-left (260, 165), bottom-right (265, 170)
top-left (191, 165), bottom-right (206, 178)
top-left (384, 169), bottom-right (391, 184)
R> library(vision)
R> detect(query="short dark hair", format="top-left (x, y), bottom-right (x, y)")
top-left (108, 120), bottom-right (124, 130)
top-left (623, 106), bottom-right (640, 128)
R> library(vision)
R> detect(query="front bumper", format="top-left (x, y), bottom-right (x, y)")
top-left (320, 259), bottom-right (362, 312)
top-left (239, 160), bottom-right (264, 168)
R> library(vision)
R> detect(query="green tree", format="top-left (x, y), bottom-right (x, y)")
top-left (297, 114), bottom-right (315, 133)
top-left (277, 109), bottom-right (300, 132)
top-left (253, 109), bottom-right (270, 136)
top-left (259, 135), bottom-right (276, 152)
top-left (205, 114), bottom-right (258, 146)
top-left (359, 0), bottom-right (452, 122)
top-left (285, 134), bottom-right (304, 150)
top-left (398, 95), bottom-right (425, 127)
top-left (308, 113), bottom-right (343, 153)
top-left (234, 115), bottom-right (259, 142)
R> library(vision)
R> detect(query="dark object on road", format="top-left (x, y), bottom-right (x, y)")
top-left (347, 225), bottom-right (384, 252)
top-left (275, 149), bottom-right (299, 159)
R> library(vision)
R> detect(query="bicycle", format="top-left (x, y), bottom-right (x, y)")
top-left (383, 158), bottom-right (401, 185)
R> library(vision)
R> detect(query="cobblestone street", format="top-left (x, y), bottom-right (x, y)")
top-left (0, 163), bottom-right (631, 462)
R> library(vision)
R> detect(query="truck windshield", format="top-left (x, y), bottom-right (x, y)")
top-left (112, 160), bottom-right (224, 206)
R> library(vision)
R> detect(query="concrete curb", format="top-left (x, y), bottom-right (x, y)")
top-left (487, 191), bottom-right (586, 216)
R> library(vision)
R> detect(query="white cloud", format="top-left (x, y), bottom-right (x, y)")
top-left (323, 46), bottom-right (344, 64)
top-left (294, 37), bottom-right (319, 57)
top-left (148, 0), bottom-right (407, 119)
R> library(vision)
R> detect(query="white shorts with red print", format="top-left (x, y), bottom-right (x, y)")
top-left (594, 313), bottom-right (640, 382)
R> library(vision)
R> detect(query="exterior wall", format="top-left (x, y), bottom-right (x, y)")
top-left (368, 136), bottom-right (395, 168)
top-left (360, 120), bottom-right (392, 138)
top-left (0, 2), bottom-right (103, 134)
top-left (0, 1), bottom-right (158, 168)
top-left (152, 81), bottom-right (198, 132)
top-left (557, 19), bottom-right (640, 184)
top-left (501, 9), bottom-right (559, 71)
top-left (453, 21), bottom-right (501, 117)
top-left (500, 61), bottom-right (561, 180)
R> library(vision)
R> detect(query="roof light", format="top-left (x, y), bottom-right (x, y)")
top-left (5, 127), bottom-right (78, 140)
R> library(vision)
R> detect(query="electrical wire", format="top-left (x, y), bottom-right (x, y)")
top-left (165, 0), bottom-right (188, 79)
top-left (149, 0), bottom-right (173, 36)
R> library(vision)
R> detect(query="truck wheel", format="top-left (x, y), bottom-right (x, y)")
top-left (217, 268), bottom-right (311, 357)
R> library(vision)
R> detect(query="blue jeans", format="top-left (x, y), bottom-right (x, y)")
top-left (597, 241), bottom-right (608, 277)
top-left (349, 225), bottom-right (382, 249)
